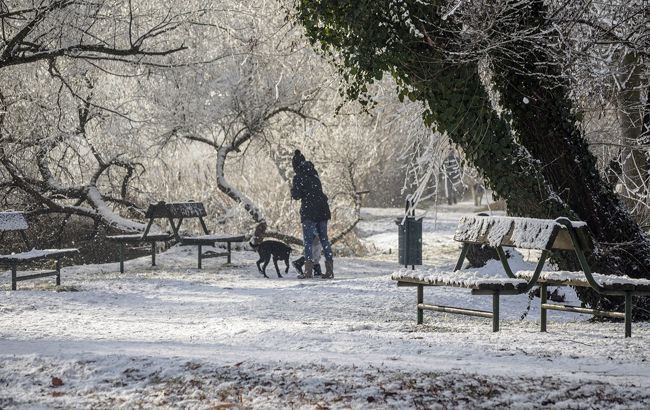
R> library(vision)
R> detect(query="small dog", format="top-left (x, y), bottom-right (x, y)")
top-left (250, 239), bottom-right (291, 278)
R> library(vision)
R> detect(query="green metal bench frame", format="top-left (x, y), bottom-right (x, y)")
top-left (180, 234), bottom-right (246, 269)
top-left (537, 218), bottom-right (650, 338)
top-left (397, 215), bottom-right (650, 337)
top-left (107, 201), bottom-right (210, 272)
top-left (397, 215), bottom-right (587, 332)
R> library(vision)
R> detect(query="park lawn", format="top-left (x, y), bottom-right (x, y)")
top-left (1, 205), bottom-right (650, 409)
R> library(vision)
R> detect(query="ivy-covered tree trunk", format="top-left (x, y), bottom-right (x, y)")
top-left (295, 0), bottom-right (650, 316)
top-left (397, 60), bottom-right (568, 218)
top-left (487, 0), bottom-right (650, 311)
top-left (297, 1), bottom-right (568, 217)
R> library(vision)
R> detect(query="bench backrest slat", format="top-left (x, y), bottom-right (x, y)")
top-left (0, 212), bottom-right (29, 232)
top-left (454, 216), bottom-right (592, 251)
top-left (144, 202), bottom-right (207, 219)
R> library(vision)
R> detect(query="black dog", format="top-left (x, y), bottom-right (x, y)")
top-left (250, 240), bottom-right (291, 278)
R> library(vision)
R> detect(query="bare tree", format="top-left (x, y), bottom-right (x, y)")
top-left (150, 3), bottom-right (376, 245)
top-left (0, 0), bottom-right (203, 230)
top-left (1, 0), bottom-right (410, 253)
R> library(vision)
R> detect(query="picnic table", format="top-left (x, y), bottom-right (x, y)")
top-left (107, 201), bottom-right (245, 271)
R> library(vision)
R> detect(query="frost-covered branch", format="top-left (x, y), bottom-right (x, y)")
top-left (215, 131), bottom-right (266, 224)
top-left (0, 0), bottom-right (190, 69)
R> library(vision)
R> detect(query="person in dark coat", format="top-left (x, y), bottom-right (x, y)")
top-left (291, 149), bottom-right (334, 279)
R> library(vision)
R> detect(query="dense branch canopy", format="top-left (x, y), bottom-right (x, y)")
top-left (0, 0), bottom-right (188, 69)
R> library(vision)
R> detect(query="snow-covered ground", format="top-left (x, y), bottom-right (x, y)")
top-left (2, 204), bottom-right (650, 409)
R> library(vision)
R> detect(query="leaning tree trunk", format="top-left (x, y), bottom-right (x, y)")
top-left (393, 57), bottom-right (570, 220)
top-left (487, 0), bottom-right (650, 314)
top-left (216, 145), bottom-right (266, 224)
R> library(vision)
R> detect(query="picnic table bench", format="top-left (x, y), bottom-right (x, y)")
top-left (392, 214), bottom-right (650, 337)
top-left (107, 201), bottom-right (245, 271)
top-left (0, 212), bottom-right (78, 290)
top-left (180, 234), bottom-right (246, 269)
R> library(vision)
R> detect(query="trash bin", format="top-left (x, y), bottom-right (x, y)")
top-left (396, 199), bottom-right (422, 269)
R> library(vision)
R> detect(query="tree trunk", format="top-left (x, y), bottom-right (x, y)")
top-left (215, 147), bottom-right (266, 224)
top-left (617, 52), bottom-right (648, 210)
top-left (487, 0), bottom-right (650, 313)
top-left (399, 58), bottom-right (570, 220)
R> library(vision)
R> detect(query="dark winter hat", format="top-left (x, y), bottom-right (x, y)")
top-left (292, 149), bottom-right (305, 171)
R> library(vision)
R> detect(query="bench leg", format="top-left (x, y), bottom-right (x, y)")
top-left (492, 291), bottom-right (500, 332)
top-left (625, 291), bottom-right (632, 338)
top-left (540, 284), bottom-right (547, 332)
top-left (227, 241), bottom-right (232, 264)
top-left (11, 263), bottom-right (17, 291)
top-left (151, 242), bottom-right (156, 266)
top-left (55, 258), bottom-right (61, 286)
top-left (119, 242), bottom-right (125, 273)
top-left (198, 244), bottom-right (202, 269)
top-left (417, 284), bottom-right (424, 324)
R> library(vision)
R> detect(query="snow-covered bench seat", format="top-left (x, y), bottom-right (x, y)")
top-left (393, 215), bottom-right (594, 333)
top-left (0, 212), bottom-right (78, 290)
top-left (516, 271), bottom-right (650, 292)
top-left (392, 269), bottom-right (528, 292)
top-left (393, 267), bottom-right (533, 332)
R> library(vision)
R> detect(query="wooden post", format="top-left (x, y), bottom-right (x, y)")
top-left (198, 244), bottom-right (202, 269)
top-left (119, 242), bottom-right (124, 273)
top-left (417, 284), bottom-right (424, 324)
top-left (55, 258), bottom-right (61, 286)
top-left (454, 243), bottom-right (470, 271)
top-left (199, 216), bottom-right (209, 234)
top-left (492, 291), bottom-right (500, 332)
top-left (142, 216), bottom-right (155, 238)
top-left (227, 241), bottom-right (232, 264)
top-left (151, 242), bottom-right (156, 266)
top-left (11, 263), bottom-right (17, 291)
top-left (19, 230), bottom-right (31, 248)
top-left (169, 217), bottom-right (183, 241)
top-left (404, 199), bottom-right (409, 269)
top-left (540, 284), bottom-right (547, 332)
top-left (625, 291), bottom-right (632, 338)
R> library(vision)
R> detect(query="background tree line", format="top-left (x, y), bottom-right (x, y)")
top-left (0, 0), bottom-right (415, 260)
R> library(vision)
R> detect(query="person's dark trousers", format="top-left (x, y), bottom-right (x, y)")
top-left (301, 219), bottom-right (333, 262)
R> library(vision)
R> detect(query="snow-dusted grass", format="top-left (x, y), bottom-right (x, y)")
top-left (2, 204), bottom-right (650, 408)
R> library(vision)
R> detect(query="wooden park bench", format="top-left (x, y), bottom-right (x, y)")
top-left (0, 212), bottom-right (78, 290)
top-left (392, 215), bottom-right (650, 337)
top-left (107, 201), bottom-right (245, 272)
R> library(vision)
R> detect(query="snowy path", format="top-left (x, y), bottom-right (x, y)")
top-left (1, 205), bottom-right (650, 408)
